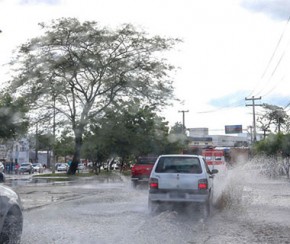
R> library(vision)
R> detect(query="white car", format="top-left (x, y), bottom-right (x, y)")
top-left (148, 154), bottom-right (218, 217)
top-left (32, 163), bottom-right (44, 173)
top-left (57, 163), bottom-right (68, 172)
top-left (77, 163), bottom-right (85, 170)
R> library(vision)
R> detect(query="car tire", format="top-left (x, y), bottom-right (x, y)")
top-left (132, 181), bottom-right (138, 189)
top-left (148, 200), bottom-right (159, 215)
top-left (202, 196), bottom-right (213, 219)
top-left (0, 207), bottom-right (23, 244)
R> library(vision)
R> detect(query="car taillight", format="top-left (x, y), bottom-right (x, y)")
top-left (198, 179), bottom-right (208, 189)
top-left (149, 178), bottom-right (158, 189)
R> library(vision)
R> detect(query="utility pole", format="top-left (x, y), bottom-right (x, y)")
top-left (52, 93), bottom-right (56, 174)
top-left (247, 125), bottom-right (253, 144)
top-left (178, 110), bottom-right (189, 134)
top-left (245, 96), bottom-right (262, 142)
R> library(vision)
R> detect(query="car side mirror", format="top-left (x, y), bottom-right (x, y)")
top-left (0, 172), bottom-right (6, 183)
top-left (211, 169), bottom-right (219, 174)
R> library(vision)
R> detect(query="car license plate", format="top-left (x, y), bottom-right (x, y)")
top-left (169, 192), bottom-right (185, 198)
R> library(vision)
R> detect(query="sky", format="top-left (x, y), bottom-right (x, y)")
top-left (1, 0), bottom-right (290, 135)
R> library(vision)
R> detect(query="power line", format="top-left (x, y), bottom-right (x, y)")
top-left (248, 16), bottom-right (290, 98)
top-left (261, 16), bottom-right (290, 80)
top-left (259, 75), bottom-right (285, 98)
top-left (197, 100), bottom-right (245, 114)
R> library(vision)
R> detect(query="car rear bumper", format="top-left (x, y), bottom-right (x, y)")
top-left (131, 176), bottom-right (149, 182)
top-left (148, 191), bottom-right (209, 203)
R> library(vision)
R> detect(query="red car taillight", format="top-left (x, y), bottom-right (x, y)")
top-left (149, 178), bottom-right (158, 189)
top-left (198, 179), bottom-right (208, 190)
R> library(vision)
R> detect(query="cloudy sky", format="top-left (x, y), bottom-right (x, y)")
top-left (1, 0), bottom-right (290, 134)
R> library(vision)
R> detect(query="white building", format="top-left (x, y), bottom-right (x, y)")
top-left (10, 138), bottom-right (30, 164)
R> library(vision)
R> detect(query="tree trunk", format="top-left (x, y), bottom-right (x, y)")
top-left (67, 128), bottom-right (83, 175)
top-left (286, 157), bottom-right (290, 179)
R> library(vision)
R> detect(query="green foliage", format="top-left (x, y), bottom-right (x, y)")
top-left (254, 133), bottom-right (290, 157)
top-left (35, 133), bottom-right (54, 150)
top-left (82, 104), bottom-right (183, 164)
top-left (168, 122), bottom-right (189, 151)
top-left (0, 93), bottom-right (29, 140)
top-left (169, 122), bottom-right (184, 134)
top-left (54, 130), bottom-right (75, 159)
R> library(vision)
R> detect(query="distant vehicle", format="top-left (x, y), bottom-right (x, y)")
top-left (77, 163), bottom-right (85, 170)
top-left (0, 162), bottom-right (4, 172)
top-left (131, 156), bottom-right (158, 188)
top-left (18, 163), bottom-right (34, 174)
top-left (57, 163), bottom-right (68, 172)
top-left (111, 162), bottom-right (119, 170)
top-left (0, 173), bottom-right (23, 243)
top-left (148, 154), bottom-right (218, 217)
top-left (201, 148), bottom-right (228, 174)
top-left (32, 163), bottom-right (44, 173)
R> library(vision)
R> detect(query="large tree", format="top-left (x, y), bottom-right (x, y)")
top-left (7, 18), bottom-right (180, 174)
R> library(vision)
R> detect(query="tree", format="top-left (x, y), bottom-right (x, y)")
top-left (257, 104), bottom-right (289, 136)
top-left (82, 104), bottom-right (175, 171)
top-left (169, 122), bottom-right (184, 134)
top-left (54, 129), bottom-right (75, 162)
top-left (0, 93), bottom-right (28, 141)
top-left (167, 122), bottom-right (188, 152)
top-left (7, 18), bottom-right (181, 174)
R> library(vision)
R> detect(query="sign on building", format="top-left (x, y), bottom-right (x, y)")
top-left (225, 125), bottom-right (242, 134)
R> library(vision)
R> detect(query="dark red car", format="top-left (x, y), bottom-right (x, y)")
top-left (131, 156), bottom-right (158, 188)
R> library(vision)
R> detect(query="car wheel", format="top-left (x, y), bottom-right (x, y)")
top-left (202, 197), bottom-right (213, 219)
top-left (148, 200), bottom-right (159, 215)
top-left (132, 181), bottom-right (138, 189)
top-left (0, 207), bottom-right (23, 244)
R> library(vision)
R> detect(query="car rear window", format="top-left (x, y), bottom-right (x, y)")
top-left (155, 156), bottom-right (202, 174)
top-left (136, 157), bottom-right (157, 165)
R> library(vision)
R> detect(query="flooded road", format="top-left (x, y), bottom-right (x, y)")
top-left (10, 166), bottom-right (290, 244)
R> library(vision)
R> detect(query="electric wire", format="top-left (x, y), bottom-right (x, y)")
top-left (259, 75), bottom-right (285, 98)
top-left (197, 100), bottom-right (245, 114)
top-left (248, 16), bottom-right (290, 98)
top-left (261, 16), bottom-right (290, 80)
top-left (197, 17), bottom-right (290, 115)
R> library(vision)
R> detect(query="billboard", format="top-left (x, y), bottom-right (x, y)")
top-left (225, 125), bottom-right (242, 134)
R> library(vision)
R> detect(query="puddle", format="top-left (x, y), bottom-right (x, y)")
top-left (6, 177), bottom-right (71, 187)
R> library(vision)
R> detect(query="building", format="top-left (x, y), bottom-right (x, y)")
top-left (188, 128), bottom-right (249, 148)
top-left (10, 138), bottom-right (30, 164)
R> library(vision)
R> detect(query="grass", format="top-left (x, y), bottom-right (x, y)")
top-left (33, 169), bottom-right (130, 179)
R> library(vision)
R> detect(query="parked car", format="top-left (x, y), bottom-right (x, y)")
top-left (0, 172), bottom-right (23, 243)
top-left (110, 162), bottom-right (119, 170)
top-left (148, 154), bottom-right (218, 217)
top-left (32, 163), bottom-right (44, 173)
top-left (18, 163), bottom-right (34, 174)
top-left (0, 162), bottom-right (4, 172)
top-left (77, 163), bottom-right (85, 170)
top-left (131, 156), bottom-right (158, 188)
top-left (57, 163), bottom-right (68, 172)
